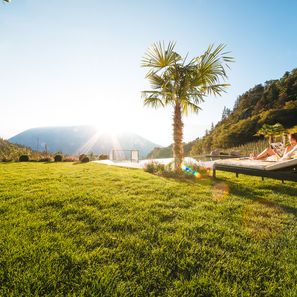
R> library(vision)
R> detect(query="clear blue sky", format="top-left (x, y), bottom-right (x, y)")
top-left (1, 0), bottom-right (297, 146)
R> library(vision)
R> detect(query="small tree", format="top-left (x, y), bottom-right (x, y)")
top-left (210, 122), bottom-right (215, 131)
top-left (256, 123), bottom-right (285, 144)
top-left (221, 106), bottom-right (231, 120)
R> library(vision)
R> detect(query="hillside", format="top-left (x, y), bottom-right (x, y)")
top-left (9, 126), bottom-right (160, 158)
top-left (147, 139), bottom-right (197, 159)
top-left (0, 138), bottom-right (33, 161)
top-left (149, 68), bottom-right (297, 157)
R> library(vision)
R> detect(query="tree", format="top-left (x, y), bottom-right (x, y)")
top-left (142, 42), bottom-right (233, 170)
top-left (255, 123), bottom-right (285, 143)
top-left (210, 122), bottom-right (215, 131)
top-left (221, 106), bottom-right (231, 120)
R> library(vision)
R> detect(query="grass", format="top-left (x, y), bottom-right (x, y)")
top-left (0, 162), bottom-right (296, 296)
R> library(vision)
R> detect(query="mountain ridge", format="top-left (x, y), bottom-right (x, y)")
top-left (9, 125), bottom-right (160, 158)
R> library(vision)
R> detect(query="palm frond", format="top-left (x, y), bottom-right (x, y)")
top-left (181, 100), bottom-right (201, 115)
top-left (146, 72), bottom-right (167, 89)
top-left (186, 91), bottom-right (205, 105)
top-left (141, 41), bottom-right (181, 69)
top-left (194, 44), bottom-right (234, 88)
top-left (201, 83), bottom-right (231, 97)
top-left (141, 42), bottom-right (234, 116)
top-left (141, 92), bottom-right (165, 109)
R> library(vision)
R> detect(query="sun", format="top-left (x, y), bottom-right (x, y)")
top-left (93, 115), bottom-right (133, 135)
top-left (94, 123), bottom-right (118, 135)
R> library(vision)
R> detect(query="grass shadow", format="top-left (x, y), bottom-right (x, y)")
top-left (258, 184), bottom-right (297, 197)
top-left (223, 178), bottom-right (297, 218)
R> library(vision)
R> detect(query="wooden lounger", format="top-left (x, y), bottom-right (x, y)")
top-left (213, 158), bottom-right (297, 182)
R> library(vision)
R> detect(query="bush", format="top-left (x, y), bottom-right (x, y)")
top-left (79, 154), bottom-right (86, 161)
top-left (99, 154), bottom-right (109, 160)
top-left (54, 154), bottom-right (63, 162)
top-left (81, 156), bottom-right (90, 163)
top-left (79, 154), bottom-right (90, 163)
top-left (63, 156), bottom-right (78, 162)
top-left (144, 161), bottom-right (211, 179)
top-left (2, 157), bottom-right (13, 162)
top-left (19, 155), bottom-right (29, 162)
top-left (144, 161), bottom-right (178, 177)
top-left (39, 157), bottom-right (53, 162)
top-left (183, 163), bottom-right (210, 178)
top-left (144, 161), bottom-right (165, 174)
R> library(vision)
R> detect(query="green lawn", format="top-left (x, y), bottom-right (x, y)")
top-left (0, 163), bottom-right (296, 296)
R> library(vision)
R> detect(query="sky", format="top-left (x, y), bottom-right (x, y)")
top-left (1, 0), bottom-right (297, 146)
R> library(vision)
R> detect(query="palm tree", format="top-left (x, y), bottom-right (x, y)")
top-left (256, 123), bottom-right (285, 144)
top-left (256, 124), bottom-right (274, 143)
top-left (272, 123), bottom-right (286, 144)
top-left (141, 42), bottom-right (233, 171)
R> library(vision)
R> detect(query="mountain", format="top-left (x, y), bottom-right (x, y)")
top-left (9, 126), bottom-right (160, 158)
top-left (147, 139), bottom-right (196, 159)
top-left (148, 68), bottom-right (297, 157)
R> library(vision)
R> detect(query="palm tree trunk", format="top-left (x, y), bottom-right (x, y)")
top-left (172, 103), bottom-right (184, 171)
top-left (282, 134), bottom-right (286, 145)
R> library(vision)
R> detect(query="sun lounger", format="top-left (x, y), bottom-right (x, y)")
top-left (213, 158), bottom-right (297, 182)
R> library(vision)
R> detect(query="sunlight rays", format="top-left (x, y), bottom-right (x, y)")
top-left (75, 127), bottom-right (124, 157)
top-left (76, 130), bottom-right (101, 155)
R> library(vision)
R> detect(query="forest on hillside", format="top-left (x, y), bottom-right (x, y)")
top-left (0, 138), bottom-right (36, 161)
top-left (148, 68), bottom-right (297, 158)
top-left (0, 138), bottom-right (51, 162)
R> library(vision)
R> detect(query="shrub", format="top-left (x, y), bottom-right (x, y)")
top-left (79, 154), bottom-right (86, 161)
top-left (39, 157), bottom-right (53, 162)
top-left (79, 154), bottom-right (90, 163)
top-left (81, 156), bottom-right (90, 163)
top-left (183, 163), bottom-right (211, 177)
top-left (144, 161), bottom-right (211, 179)
top-left (2, 157), bottom-right (13, 162)
top-left (144, 161), bottom-right (162, 174)
top-left (54, 154), bottom-right (63, 162)
top-left (19, 155), bottom-right (29, 162)
top-left (63, 156), bottom-right (78, 162)
top-left (144, 162), bottom-right (171, 176)
top-left (99, 154), bottom-right (109, 160)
